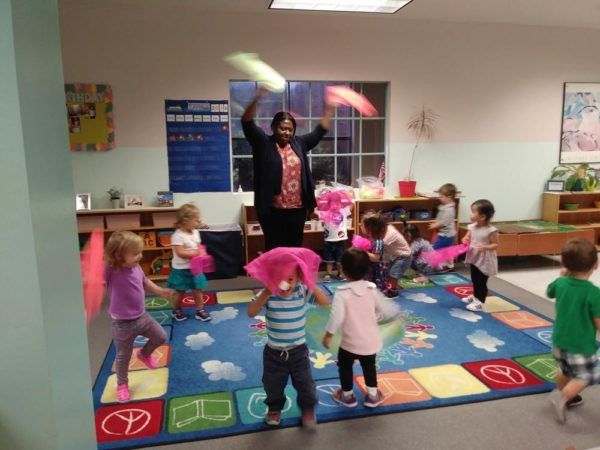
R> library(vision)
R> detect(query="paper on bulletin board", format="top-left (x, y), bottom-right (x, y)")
top-left (65, 83), bottom-right (115, 151)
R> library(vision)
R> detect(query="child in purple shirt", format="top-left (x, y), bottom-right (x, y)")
top-left (105, 231), bottom-right (173, 402)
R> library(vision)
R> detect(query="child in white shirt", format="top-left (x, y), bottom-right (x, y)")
top-left (323, 248), bottom-right (393, 408)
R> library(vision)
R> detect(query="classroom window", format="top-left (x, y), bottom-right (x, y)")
top-left (229, 81), bottom-right (387, 192)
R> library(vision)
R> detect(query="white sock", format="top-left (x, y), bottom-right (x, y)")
top-left (343, 389), bottom-right (353, 398)
top-left (366, 386), bottom-right (378, 397)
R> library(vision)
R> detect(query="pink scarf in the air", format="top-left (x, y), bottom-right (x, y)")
top-left (244, 247), bottom-right (321, 295)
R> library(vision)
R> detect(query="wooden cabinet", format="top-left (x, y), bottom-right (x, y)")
top-left (543, 191), bottom-right (600, 247)
top-left (352, 196), bottom-right (460, 240)
top-left (77, 207), bottom-right (178, 281)
top-left (241, 204), bottom-right (354, 264)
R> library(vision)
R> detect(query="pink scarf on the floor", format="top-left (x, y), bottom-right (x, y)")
top-left (244, 247), bottom-right (321, 295)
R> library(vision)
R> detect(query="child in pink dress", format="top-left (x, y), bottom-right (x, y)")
top-left (322, 248), bottom-right (393, 408)
top-left (461, 199), bottom-right (498, 311)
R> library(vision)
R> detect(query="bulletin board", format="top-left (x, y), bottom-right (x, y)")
top-left (65, 83), bottom-right (115, 151)
top-left (165, 100), bottom-right (231, 192)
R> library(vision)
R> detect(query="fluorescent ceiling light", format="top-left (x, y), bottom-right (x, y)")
top-left (269, 0), bottom-right (413, 14)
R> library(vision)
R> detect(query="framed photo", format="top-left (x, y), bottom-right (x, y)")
top-left (157, 191), bottom-right (174, 207)
top-left (546, 179), bottom-right (565, 192)
top-left (124, 194), bottom-right (144, 209)
top-left (559, 82), bottom-right (600, 163)
top-left (76, 193), bottom-right (91, 210)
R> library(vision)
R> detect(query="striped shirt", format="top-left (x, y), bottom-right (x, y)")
top-left (258, 284), bottom-right (315, 350)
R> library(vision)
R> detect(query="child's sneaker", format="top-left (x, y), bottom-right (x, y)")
top-left (172, 309), bottom-right (187, 321)
top-left (195, 309), bottom-right (212, 321)
top-left (301, 408), bottom-right (317, 430)
top-left (136, 349), bottom-right (159, 369)
top-left (332, 388), bottom-right (358, 408)
top-left (265, 410), bottom-right (281, 426)
top-left (385, 289), bottom-right (399, 298)
top-left (567, 394), bottom-right (583, 407)
top-left (466, 299), bottom-right (484, 312)
top-left (461, 294), bottom-right (476, 304)
top-left (364, 389), bottom-right (385, 408)
top-left (116, 384), bottom-right (131, 403)
top-left (549, 389), bottom-right (567, 423)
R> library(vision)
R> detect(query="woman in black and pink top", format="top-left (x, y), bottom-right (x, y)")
top-left (242, 86), bottom-right (334, 250)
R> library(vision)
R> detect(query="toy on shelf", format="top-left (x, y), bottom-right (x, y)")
top-left (151, 255), bottom-right (171, 276)
top-left (357, 176), bottom-right (384, 199)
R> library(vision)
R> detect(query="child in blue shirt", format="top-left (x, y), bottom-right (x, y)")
top-left (248, 269), bottom-right (329, 429)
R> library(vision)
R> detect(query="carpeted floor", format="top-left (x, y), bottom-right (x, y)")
top-left (91, 273), bottom-right (566, 450)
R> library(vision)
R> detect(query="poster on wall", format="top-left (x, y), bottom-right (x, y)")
top-left (559, 82), bottom-right (600, 163)
top-left (165, 100), bottom-right (231, 192)
top-left (65, 83), bottom-right (115, 151)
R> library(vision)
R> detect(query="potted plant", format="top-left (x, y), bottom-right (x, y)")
top-left (402, 106), bottom-right (439, 197)
top-left (107, 187), bottom-right (123, 208)
top-left (550, 163), bottom-right (598, 192)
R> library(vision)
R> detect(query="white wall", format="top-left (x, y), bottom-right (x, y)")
top-left (60, 1), bottom-right (600, 223)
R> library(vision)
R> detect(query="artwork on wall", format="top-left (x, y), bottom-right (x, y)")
top-left (559, 82), bottom-right (600, 163)
top-left (65, 83), bottom-right (115, 151)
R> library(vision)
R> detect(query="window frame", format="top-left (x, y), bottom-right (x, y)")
top-left (229, 80), bottom-right (388, 191)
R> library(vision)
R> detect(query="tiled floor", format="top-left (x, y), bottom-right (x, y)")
top-left (497, 254), bottom-right (600, 300)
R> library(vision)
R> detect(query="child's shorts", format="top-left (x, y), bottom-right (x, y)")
top-left (387, 256), bottom-right (412, 279)
top-left (552, 347), bottom-right (600, 385)
top-left (433, 234), bottom-right (456, 250)
top-left (323, 240), bottom-right (345, 264)
top-left (168, 268), bottom-right (208, 291)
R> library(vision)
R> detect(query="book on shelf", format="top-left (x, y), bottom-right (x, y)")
top-left (157, 191), bottom-right (174, 207)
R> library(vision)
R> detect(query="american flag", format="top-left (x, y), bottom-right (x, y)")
top-left (378, 161), bottom-right (385, 183)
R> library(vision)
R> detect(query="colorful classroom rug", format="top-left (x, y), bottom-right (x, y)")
top-left (92, 274), bottom-right (557, 449)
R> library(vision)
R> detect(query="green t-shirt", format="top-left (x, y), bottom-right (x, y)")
top-left (547, 276), bottom-right (600, 356)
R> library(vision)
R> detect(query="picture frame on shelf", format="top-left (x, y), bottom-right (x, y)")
top-left (546, 179), bottom-right (566, 192)
top-left (124, 194), bottom-right (144, 209)
top-left (75, 193), bottom-right (91, 210)
top-left (157, 191), bottom-right (174, 207)
top-left (559, 82), bottom-right (600, 164)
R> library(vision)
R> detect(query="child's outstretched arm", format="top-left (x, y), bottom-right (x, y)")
top-left (461, 230), bottom-right (471, 244)
top-left (312, 287), bottom-right (330, 307)
top-left (248, 288), bottom-right (270, 317)
top-left (144, 278), bottom-right (174, 299)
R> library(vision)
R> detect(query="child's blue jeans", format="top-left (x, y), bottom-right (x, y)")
top-left (262, 343), bottom-right (317, 412)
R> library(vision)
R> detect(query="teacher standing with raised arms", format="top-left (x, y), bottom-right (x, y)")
top-left (242, 86), bottom-right (334, 251)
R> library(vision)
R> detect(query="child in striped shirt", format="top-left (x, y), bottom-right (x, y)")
top-left (248, 268), bottom-right (329, 429)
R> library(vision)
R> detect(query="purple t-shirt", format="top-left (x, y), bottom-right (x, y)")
top-left (105, 264), bottom-right (147, 320)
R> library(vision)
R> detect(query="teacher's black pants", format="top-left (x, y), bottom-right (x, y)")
top-left (259, 207), bottom-right (307, 251)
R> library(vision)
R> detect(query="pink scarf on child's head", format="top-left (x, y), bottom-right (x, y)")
top-left (244, 247), bottom-right (321, 295)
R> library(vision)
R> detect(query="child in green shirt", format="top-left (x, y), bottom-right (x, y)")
top-left (546, 237), bottom-right (600, 423)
